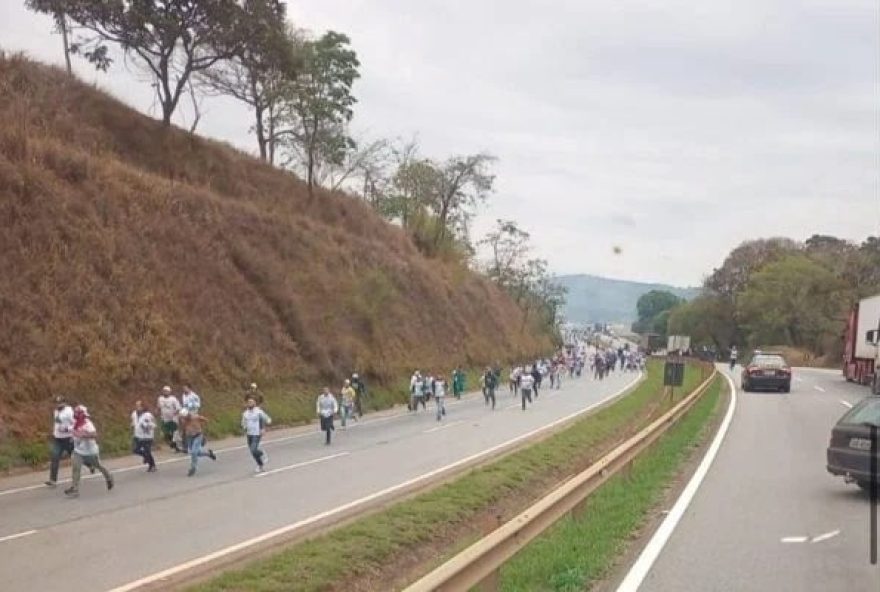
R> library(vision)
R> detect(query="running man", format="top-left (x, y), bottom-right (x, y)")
top-left (351, 373), bottom-right (367, 417)
top-left (242, 396), bottom-right (271, 473)
top-left (434, 374), bottom-right (448, 421)
top-left (340, 380), bottom-right (357, 427)
top-left (316, 387), bottom-right (339, 445)
top-left (410, 371), bottom-right (426, 412)
top-left (46, 395), bottom-right (75, 487)
top-left (64, 406), bottom-right (113, 497)
top-left (520, 368), bottom-right (535, 410)
top-left (178, 407), bottom-right (216, 476)
top-left (157, 386), bottom-right (181, 452)
top-left (452, 367), bottom-right (465, 400)
top-left (131, 400), bottom-right (157, 472)
top-left (182, 384), bottom-right (201, 412)
top-left (482, 367), bottom-right (498, 410)
top-left (729, 346), bottom-right (738, 370)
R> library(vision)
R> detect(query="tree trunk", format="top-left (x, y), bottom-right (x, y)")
top-left (57, 12), bottom-right (72, 76)
top-left (254, 103), bottom-right (267, 161)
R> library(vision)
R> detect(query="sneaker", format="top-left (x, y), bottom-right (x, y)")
top-left (187, 468), bottom-right (196, 477)
top-left (254, 466), bottom-right (264, 474)
top-left (89, 466), bottom-right (96, 474)
top-left (64, 487), bottom-right (78, 497)
top-left (147, 466), bottom-right (157, 473)
top-left (106, 478), bottom-right (114, 491)
top-left (45, 480), bottom-right (57, 488)
top-left (208, 449), bottom-right (217, 461)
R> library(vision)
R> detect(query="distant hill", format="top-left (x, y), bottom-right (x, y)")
top-left (555, 274), bottom-right (700, 324)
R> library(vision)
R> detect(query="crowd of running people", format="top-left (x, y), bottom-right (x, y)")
top-left (43, 346), bottom-right (643, 497)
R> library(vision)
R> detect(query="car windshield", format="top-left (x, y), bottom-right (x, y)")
top-left (839, 398), bottom-right (880, 427)
top-left (750, 354), bottom-right (786, 367)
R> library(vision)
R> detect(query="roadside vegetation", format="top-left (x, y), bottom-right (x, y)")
top-left (497, 375), bottom-right (723, 591)
top-left (187, 360), bottom-right (708, 592)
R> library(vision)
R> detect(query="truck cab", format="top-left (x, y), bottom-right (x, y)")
top-left (868, 327), bottom-right (880, 395)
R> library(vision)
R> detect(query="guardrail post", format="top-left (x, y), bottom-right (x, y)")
top-left (475, 509), bottom-right (504, 591)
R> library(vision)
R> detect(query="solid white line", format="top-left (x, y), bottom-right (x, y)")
top-left (781, 536), bottom-right (809, 543)
top-left (616, 369), bottom-right (736, 592)
top-left (0, 529), bottom-right (37, 544)
top-left (255, 452), bottom-right (349, 478)
top-left (814, 385), bottom-right (826, 393)
top-left (422, 420), bottom-right (464, 434)
top-left (810, 529), bottom-right (840, 543)
top-left (840, 400), bottom-right (854, 409)
top-left (107, 373), bottom-right (642, 592)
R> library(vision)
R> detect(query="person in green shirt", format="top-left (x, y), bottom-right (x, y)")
top-left (452, 367), bottom-right (465, 400)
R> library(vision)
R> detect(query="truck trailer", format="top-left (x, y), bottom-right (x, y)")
top-left (843, 294), bottom-right (880, 394)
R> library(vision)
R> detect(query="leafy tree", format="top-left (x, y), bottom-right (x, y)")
top-left (26, 1), bottom-right (73, 74)
top-left (198, 4), bottom-right (299, 162)
top-left (27, 0), bottom-right (259, 126)
top-left (667, 294), bottom-right (737, 349)
top-left (430, 154), bottom-right (495, 252)
top-left (479, 219), bottom-right (531, 289)
top-left (704, 238), bottom-right (800, 299)
top-left (277, 31), bottom-right (360, 197)
top-left (738, 255), bottom-right (847, 353)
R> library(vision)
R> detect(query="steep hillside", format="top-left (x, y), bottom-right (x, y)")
top-left (555, 274), bottom-right (699, 323)
top-left (0, 55), bottom-right (552, 455)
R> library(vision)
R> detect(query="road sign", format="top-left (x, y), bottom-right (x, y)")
top-left (664, 361), bottom-right (685, 387)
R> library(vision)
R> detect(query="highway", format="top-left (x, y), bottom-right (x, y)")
top-left (623, 365), bottom-right (880, 592)
top-left (0, 369), bottom-right (640, 591)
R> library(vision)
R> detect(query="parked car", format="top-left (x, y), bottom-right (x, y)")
top-left (741, 352), bottom-right (792, 392)
top-left (827, 396), bottom-right (880, 490)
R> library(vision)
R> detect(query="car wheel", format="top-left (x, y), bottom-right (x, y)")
top-left (858, 481), bottom-right (874, 492)
top-left (782, 383), bottom-right (790, 393)
top-left (742, 381), bottom-right (749, 392)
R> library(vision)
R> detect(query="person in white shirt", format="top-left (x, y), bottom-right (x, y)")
top-left (64, 405), bottom-right (113, 496)
top-left (410, 371), bottom-right (426, 412)
top-left (157, 386), bottom-right (182, 452)
top-left (131, 400), bottom-right (157, 472)
top-left (46, 395), bottom-right (75, 487)
top-left (316, 388), bottom-right (339, 445)
top-left (434, 375), bottom-right (448, 422)
top-left (241, 397), bottom-right (272, 472)
top-left (519, 370), bottom-right (535, 411)
top-left (182, 384), bottom-right (201, 412)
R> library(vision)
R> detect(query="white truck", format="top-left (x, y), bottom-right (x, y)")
top-left (844, 294), bottom-right (880, 395)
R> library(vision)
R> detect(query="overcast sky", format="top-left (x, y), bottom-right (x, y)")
top-left (2, 0), bottom-right (878, 286)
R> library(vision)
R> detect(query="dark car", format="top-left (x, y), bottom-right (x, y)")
top-left (740, 352), bottom-right (791, 392)
top-left (827, 396), bottom-right (880, 490)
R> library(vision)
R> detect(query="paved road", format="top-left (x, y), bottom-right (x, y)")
top-left (636, 366), bottom-right (880, 591)
top-left (0, 369), bottom-right (640, 591)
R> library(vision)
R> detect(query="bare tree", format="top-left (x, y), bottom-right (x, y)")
top-left (431, 153), bottom-right (495, 250)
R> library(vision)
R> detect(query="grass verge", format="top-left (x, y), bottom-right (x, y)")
top-left (187, 361), bottom-right (706, 592)
top-left (496, 374), bottom-right (723, 591)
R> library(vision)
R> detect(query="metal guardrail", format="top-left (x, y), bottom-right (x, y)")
top-left (404, 367), bottom-right (718, 592)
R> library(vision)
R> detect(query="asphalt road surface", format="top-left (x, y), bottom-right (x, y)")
top-left (634, 365), bottom-right (880, 592)
top-left (0, 368), bottom-right (640, 591)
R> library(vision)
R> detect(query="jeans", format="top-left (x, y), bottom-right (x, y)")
top-left (435, 396), bottom-right (446, 421)
top-left (186, 434), bottom-right (210, 472)
top-left (161, 421), bottom-right (177, 448)
top-left (49, 437), bottom-right (74, 482)
top-left (70, 453), bottom-right (111, 491)
top-left (320, 416), bottom-right (334, 444)
top-left (247, 435), bottom-right (265, 467)
top-left (133, 438), bottom-right (156, 469)
top-left (486, 387), bottom-right (496, 409)
top-left (521, 388), bottom-right (532, 410)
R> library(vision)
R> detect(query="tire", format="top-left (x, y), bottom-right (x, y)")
top-left (742, 381), bottom-right (750, 392)
top-left (857, 481), bottom-right (873, 492)
top-left (782, 383), bottom-right (790, 393)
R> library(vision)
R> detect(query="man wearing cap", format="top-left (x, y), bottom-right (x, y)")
top-left (46, 395), bottom-right (75, 487)
top-left (64, 405), bottom-right (114, 496)
top-left (157, 386), bottom-right (181, 452)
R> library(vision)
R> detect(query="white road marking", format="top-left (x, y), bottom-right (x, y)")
top-left (840, 400), bottom-right (854, 409)
top-left (422, 420), bottom-right (464, 434)
top-left (616, 369), bottom-right (736, 592)
top-left (810, 529), bottom-right (841, 544)
top-left (781, 536), bottom-right (809, 543)
top-left (108, 373), bottom-right (643, 592)
top-left (814, 385), bottom-right (826, 393)
top-left (0, 530), bottom-right (37, 544)
top-left (255, 452), bottom-right (349, 478)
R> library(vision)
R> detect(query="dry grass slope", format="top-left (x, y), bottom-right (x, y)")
top-left (0, 55), bottom-right (553, 453)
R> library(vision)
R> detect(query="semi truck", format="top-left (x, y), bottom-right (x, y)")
top-left (843, 294), bottom-right (880, 394)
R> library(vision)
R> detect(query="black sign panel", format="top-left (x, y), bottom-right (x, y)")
top-left (664, 362), bottom-right (685, 387)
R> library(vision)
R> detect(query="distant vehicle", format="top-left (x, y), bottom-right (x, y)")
top-left (667, 334), bottom-right (691, 353)
top-left (827, 397), bottom-right (880, 490)
top-left (843, 294), bottom-right (880, 394)
top-left (741, 352), bottom-right (791, 392)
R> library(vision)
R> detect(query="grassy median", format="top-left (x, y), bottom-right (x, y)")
top-left (188, 361), bottom-right (706, 592)
top-left (497, 375), bottom-right (723, 591)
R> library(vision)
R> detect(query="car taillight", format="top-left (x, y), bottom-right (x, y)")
top-left (748, 367), bottom-right (762, 375)
top-left (780, 367), bottom-right (791, 375)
